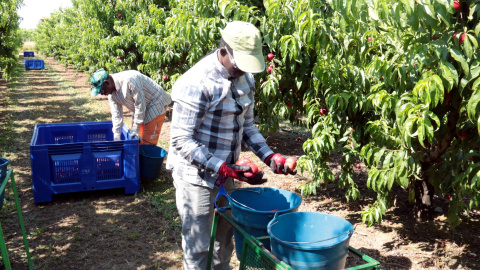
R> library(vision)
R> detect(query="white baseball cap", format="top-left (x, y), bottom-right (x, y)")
top-left (220, 21), bottom-right (265, 73)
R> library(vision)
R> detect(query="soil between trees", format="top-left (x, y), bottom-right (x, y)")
top-left (0, 53), bottom-right (479, 269)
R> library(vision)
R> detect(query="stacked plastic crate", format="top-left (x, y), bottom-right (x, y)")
top-left (23, 51), bottom-right (44, 70)
top-left (30, 121), bottom-right (140, 203)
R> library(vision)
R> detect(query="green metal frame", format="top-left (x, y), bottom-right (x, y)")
top-left (0, 169), bottom-right (34, 270)
top-left (207, 209), bottom-right (381, 270)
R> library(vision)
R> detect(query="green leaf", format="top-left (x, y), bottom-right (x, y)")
top-left (448, 200), bottom-right (462, 227)
top-left (478, 116), bottom-right (480, 136)
top-left (441, 60), bottom-right (459, 87)
top-left (372, 171), bottom-right (379, 191)
top-left (468, 89), bottom-right (480, 123)
top-left (460, 78), bottom-right (470, 96)
top-left (387, 170), bottom-right (395, 191)
top-left (413, 78), bottom-right (429, 104)
top-left (450, 48), bottom-right (469, 76)
top-left (367, 167), bottom-right (379, 189)
top-left (408, 188), bottom-right (415, 202)
top-left (366, 148), bottom-right (374, 165)
top-left (399, 176), bottom-right (409, 189)
top-left (383, 151), bottom-right (393, 169)
top-left (439, 63), bottom-right (454, 92)
top-left (404, 117), bottom-right (415, 145)
top-left (360, 144), bottom-right (368, 157)
top-left (418, 117), bottom-right (425, 145)
top-left (427, 110), bottom-right (441, 132)
top-left (464, 33), bottom-right (473, 59)
top-left (434, 0), bottom-right (451, 27)
top-left (472, 77), bottom-right (480, 93)
top-left (469, 3), bottom-right (480, 16)
top-left (453, 172), bottom-right (466, 186)
top-left (468, 34), bottom-right (478, 50)
top-left (399, 0), bottom-right (412, 17)
top-left (468, 66), bottom-right (480, 84)
top-left (419, 5), bottom-right (440, 31)
top-left (373, 149), bottom-right (385, 166)
top-left (424, 115), bottom-right (434, 142)
top-left (430, 74), bottom-right (444, 106)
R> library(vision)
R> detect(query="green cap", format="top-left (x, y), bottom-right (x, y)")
top-left (220, 21), bottom-right (265, 73)
top-left (90, 69), bottom-right (108, 97)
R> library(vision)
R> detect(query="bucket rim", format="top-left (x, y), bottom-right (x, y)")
top-left (139, 145), bottom-right (167, 159)
top-left (0, 158), bottom-right (9, 167)
top-left (229, 187), bottom-right (302, 214)
top-left (267, 212), bottom-right (354, 250)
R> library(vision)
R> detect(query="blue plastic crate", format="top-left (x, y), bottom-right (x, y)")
top-left (23, 51), bottom-right (35, 57)
top-left (24, 59), bottom-right (44, 70)
top-left (30, 121), bottom-right (140, 203)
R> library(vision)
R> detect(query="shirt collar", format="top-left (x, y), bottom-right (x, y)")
top-left (213, 49), bottom-right (231, 80)
top-left (110, 73), bottom-right (121, 92)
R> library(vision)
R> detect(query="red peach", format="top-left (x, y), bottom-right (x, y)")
top-left (284, 157), bottom-right (297, 173)
top-left (236, 157), bottom-right (252, 166)
top-left (244, 163), bottom-right (259, 178)
top-left (267, 53), bottom-right (275, 62)
top-left (272, 154), bottom-right (287, 166)
top-left (453, 1), bottom-right (461, 12)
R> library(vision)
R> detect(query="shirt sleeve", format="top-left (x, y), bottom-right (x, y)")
top-left (127, 80), bottom-right (145, 133)
top-left (242, 77), bottom-right (274, 161)
top-left (108, 94), bottom-right (124, 138)
top-left (170, 84), bottom-right (224, 174)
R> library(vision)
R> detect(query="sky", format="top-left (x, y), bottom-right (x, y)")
top-left (18, 0), bottom-right (73, 30)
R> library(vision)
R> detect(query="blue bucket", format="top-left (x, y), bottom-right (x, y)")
top-left (267, 212), bottom-right (354, 270)
top-left (139, 145), bottom-right (167, 180)
top-left (0, 158), bottom-right (10, 209)
top-left (229, 187), bottom-right (302, 259)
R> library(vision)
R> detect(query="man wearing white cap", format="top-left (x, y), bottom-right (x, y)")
top-left (167, 21), bottom-right (297, 269)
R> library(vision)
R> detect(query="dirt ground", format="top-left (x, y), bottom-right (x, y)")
top-left (0, 52), bottom-right (479, 269)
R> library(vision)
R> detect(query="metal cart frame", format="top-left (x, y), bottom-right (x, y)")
top-left (0, 169), bottom-right (33, 270)
top-left (207, 209), bottom-right (380, 269)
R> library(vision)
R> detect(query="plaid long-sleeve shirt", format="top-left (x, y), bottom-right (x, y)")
top-left (166, 50), bottom-right (274, 188)
top-left (108, 70), bottom-right (172, 138)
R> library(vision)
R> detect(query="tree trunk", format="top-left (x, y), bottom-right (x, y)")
top-left (413, 179), bottom-right (435, 221)
top-left (413, 89), bottom-right (460, 222)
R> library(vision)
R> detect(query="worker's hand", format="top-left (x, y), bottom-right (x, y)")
top-left (113, 134), bottom-right (121, 141)
top-left (218, 162), bottom-right (265, 184)
top-left (129, 131), bottom-right (142, 142)
top-left (264, 153), bottom-right (297, 175)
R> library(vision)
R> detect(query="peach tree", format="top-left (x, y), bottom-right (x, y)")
top-left (34, 0), bottom-right (221, 89)
top-left (0, 0), bottom-right (23, 79)
top-left (218, 0), bottom-right (480, 227)
top-left (280, 0), bottom-right (480, 227)
top-left (33, 0), bottom-right (480, 227)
